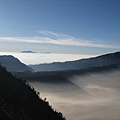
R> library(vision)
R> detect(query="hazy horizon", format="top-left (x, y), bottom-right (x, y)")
top-left (0, 52), bottom-right (97, 65)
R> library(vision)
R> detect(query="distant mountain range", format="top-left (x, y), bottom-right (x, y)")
top-left (29, 52), bottom-right (120, 71)
top-left (0, 55), bottom-right (33, 72)
top-left (0, 51), bottom-right (120, 72)
top-left (21, 50), bottom-right (36, 53)
top-left (0, 64), bottom-right (65, 120)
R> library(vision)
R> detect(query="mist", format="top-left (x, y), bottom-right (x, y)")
top-left (0, 52), bottom-right (95, 65)
top-left (29, 70), bottom-right (120, 120)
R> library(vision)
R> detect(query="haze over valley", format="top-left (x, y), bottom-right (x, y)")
top-left (29, 70), bottom-right (120, 120)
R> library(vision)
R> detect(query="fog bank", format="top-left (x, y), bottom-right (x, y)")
top-left (29, 70), bottom-right (120, 120)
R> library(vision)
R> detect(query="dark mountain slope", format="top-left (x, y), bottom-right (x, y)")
top-left (29, 52), bottom-right (120, 71)
top-left (0, 55), bottom-right (33, 72)
top-left (0, 65), bottom-right (65, 120)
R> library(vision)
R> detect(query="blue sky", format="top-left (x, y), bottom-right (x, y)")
top-left (0, 0), bottom-right (120, 55)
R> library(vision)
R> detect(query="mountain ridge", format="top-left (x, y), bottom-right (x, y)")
top-left (29, 51), bottom-right (120, 71)
top-left (0, 55), bottom-right (33, 72)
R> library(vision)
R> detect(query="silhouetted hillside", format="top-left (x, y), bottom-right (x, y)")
top-left (0, 55), bottom-right (33, 72)
top-left (29, 52), bottom-right (120, 71)
top-left (0, 65), bottom-right (65, 120)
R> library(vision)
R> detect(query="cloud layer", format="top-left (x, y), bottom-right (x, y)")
top-left (0, 30), bottom-right (119, 49)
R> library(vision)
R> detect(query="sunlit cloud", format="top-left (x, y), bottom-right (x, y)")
top-left (0, 30), bottom-right (119, 49)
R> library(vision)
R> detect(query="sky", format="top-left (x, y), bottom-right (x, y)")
top-left (0, 0), bottom-right (120, 56)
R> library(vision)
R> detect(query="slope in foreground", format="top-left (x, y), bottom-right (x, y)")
top-left (0, 64), bottom-right (65, 120)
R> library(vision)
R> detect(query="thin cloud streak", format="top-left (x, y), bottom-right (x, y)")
top-left (37, 30), bottom-right (74, 40)
top-left (0, 31), bottom-right (119, 49)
